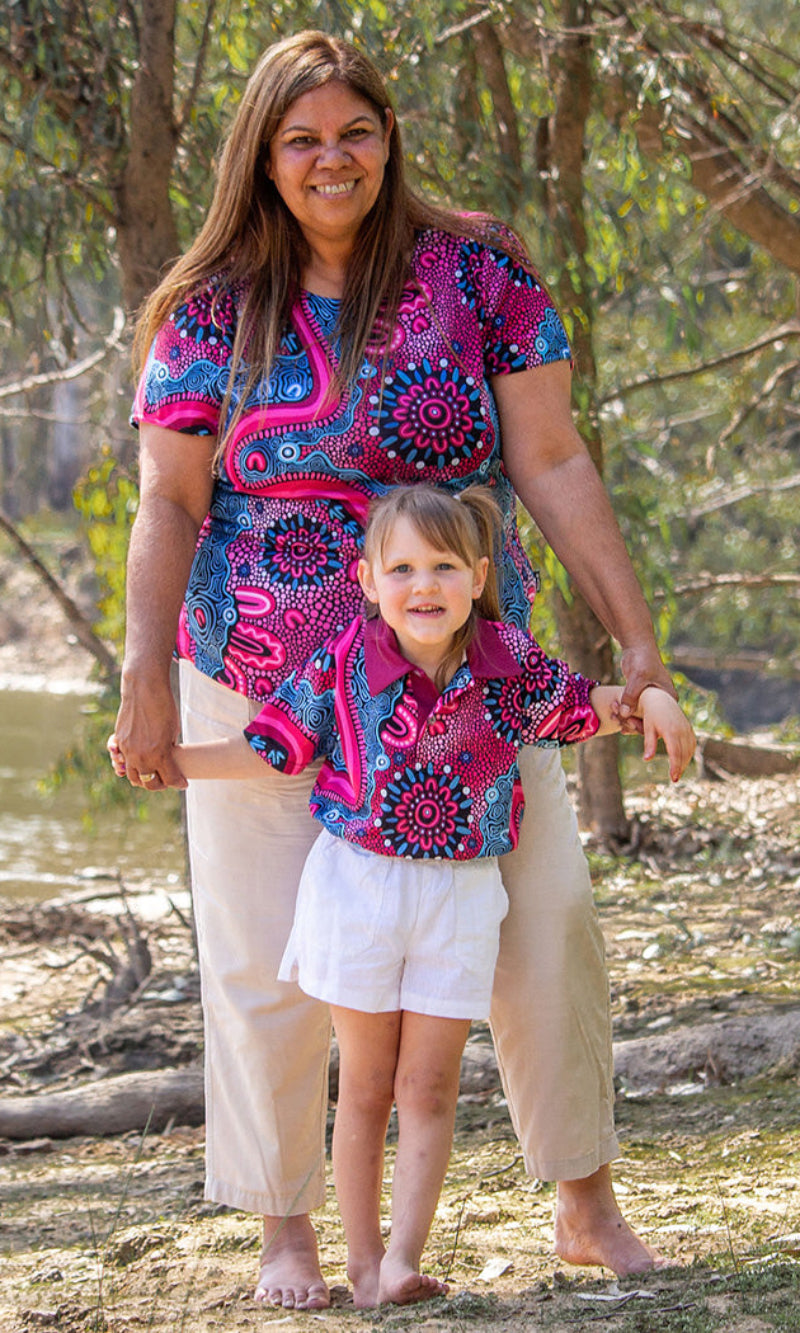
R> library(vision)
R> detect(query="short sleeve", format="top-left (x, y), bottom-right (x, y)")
top-left (477, 229), bottom-right (572, 377)
top-left (488, 624), bottom-right (599, 747)
top-left (518, 642), bottom-right (600, 747)
top-left (131, 283), bottom-right (239, 436)
top-left (244, 641), bottom-right (339, 773)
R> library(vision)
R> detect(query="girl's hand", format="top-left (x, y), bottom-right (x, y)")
top-left (638, 687), bottom-right (696, 782)
top-left (107, 732), bottom-right (126, 777)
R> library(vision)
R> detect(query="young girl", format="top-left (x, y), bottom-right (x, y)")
top-left (115, 485), bottom-right (695, 1308)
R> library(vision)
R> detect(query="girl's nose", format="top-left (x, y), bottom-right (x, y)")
top-left (414, 567), bottom-right (439, 592)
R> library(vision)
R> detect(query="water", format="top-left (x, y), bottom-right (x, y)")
top-left (0, 687), bottom-right (186, 907)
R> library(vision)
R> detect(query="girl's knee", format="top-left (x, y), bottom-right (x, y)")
top-left (394, 1066), bottom-right (459, 1121)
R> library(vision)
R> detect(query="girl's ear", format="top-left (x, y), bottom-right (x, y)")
top-left (358, 558), bottom-right (380, 603)
top-left (472, 555), bottom-right (489, 600)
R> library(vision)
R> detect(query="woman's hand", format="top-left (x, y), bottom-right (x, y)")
top-left (111, 671), bottom-right (187, 789)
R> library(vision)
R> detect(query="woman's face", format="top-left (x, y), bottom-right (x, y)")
top-left (267, 82), bottom-right (393, 259)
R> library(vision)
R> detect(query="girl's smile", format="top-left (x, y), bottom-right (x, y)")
top-left (358, 515), bottom-right (488, 679)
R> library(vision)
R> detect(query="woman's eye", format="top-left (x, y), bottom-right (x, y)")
top-left (288, 135), bottom-right (315, 147)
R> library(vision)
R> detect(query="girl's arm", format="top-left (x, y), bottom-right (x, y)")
top-left (590, 684), bottom-right (696, 783)
top-left (172, 735), bottom-right (266, 781)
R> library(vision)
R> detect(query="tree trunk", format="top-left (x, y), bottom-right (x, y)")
top-left (114, 0), bottom-right (180, 313)
top-left (555, 586), bottom-right (627, 837)
top-left (545, 1), bottom-right (628, 836)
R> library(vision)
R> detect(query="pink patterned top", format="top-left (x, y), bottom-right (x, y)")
top-left (132, 226), bottom-right (571, 701)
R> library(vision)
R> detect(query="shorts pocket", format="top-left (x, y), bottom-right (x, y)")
top-left (303, 833), bottom-right (392, 958)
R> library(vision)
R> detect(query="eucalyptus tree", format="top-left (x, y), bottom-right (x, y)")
top-left (2, 0), bottom-right (798, 830)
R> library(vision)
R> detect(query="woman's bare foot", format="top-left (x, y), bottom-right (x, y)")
top-left (554, 1166), bottom-right (665, 1276)
top-left (378, 1253), bottom-right (448, 1305)
top-left (254, 1213), bottom-right (330, 1309)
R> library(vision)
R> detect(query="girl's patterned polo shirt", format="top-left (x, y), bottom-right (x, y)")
top-left (244, 617), bottom-right (599, 861)
top-left (132, 227), bottom-right (572, 701)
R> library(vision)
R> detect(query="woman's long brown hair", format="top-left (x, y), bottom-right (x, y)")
top-left (132, 30), bottom-right (534, 471)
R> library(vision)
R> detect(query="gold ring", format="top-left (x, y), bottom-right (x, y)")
top-left (139, 772), bottom-right (156, 782)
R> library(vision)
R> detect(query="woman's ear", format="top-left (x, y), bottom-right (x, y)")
top-left (472, 555), bottom-right (489, 599)
top-left (358, 558), bottom-right (379, 603)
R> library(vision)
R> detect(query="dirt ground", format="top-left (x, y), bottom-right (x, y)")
top-left (1, 536), bottom-right (800, 1331)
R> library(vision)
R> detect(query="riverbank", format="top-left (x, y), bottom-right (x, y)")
top-left (2, 771), bottom-right (799, 1331)
top-left (0, 526), bottom-right (98, 693)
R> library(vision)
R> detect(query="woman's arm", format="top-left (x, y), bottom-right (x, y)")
top-left (492, 361), bottom-right (676, 715)
top-left (113, 422), bottom-right (216, 789)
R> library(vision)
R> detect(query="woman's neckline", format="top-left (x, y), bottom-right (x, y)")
top-left (301, 287), bottom-right (341, 304)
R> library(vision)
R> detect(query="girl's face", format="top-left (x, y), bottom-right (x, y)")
top-left (267, 82), bottom-right (393, 260)
top-left (358, 515), bottom-right (488, 675)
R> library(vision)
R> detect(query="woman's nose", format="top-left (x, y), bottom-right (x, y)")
top-left (316, 139), bottom-right (350, 167)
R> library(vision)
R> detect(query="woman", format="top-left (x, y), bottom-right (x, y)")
top-left (114, 30), bottom-right (674, 1309)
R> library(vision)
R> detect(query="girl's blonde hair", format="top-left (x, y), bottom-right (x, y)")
top-left (363, 485), bottom-right (502, 691)
top-left (132, 30), bottom-right (533, 471)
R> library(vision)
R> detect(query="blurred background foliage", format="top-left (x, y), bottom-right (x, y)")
top-left (1, 0), bottom-right (798, 824)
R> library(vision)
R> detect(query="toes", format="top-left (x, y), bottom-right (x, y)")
top-left (253, 1283), bottom-right (329, 1310)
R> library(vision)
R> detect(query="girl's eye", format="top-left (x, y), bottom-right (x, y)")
top-left (390, 563), bottom-right (410, 574)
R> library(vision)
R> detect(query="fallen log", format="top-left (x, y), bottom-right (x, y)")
top-left (3, 1008), bottom-right (799, 1141)
top-left (0, 1069), bottom-right (205, 1140)
top-left (698, 735), bottom-right (800, 779)
top-left (0, 1043), bottom-right (500, 1142)
top-left (613, 1006), bottom-right (800, 1092)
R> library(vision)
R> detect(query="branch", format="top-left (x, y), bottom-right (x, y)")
top-left (715, 360), bottom-right (799, 456)
top-left (0, 125), bottom-right (115, 219)
top-left (670, 643), bottom-right (800, 676)
top-left (471, 19), bottom-right (522, 174)
top-left (668, 572), bottom-right (800, 597)
top-left (0, 510), bottom-right (119, 682)
top-left (688, 471), bottom-right (800, 520)
top-left (598, 321), bottom-right (800, 406)
top-left (176, 0), bottom-right (219, 136)
top-left (0, 308), bottom-right (126, 401)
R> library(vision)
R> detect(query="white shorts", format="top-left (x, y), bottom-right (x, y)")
top-left (278, 828), bottom-right (509, 1020)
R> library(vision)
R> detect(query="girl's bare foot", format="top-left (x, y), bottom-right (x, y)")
top-left (347, 1248), bottom-right (385, 1309)
top-left (378, 1253), bottom-right (448, 1305)
top-left (254, 1213), bottom-right (330, 1309)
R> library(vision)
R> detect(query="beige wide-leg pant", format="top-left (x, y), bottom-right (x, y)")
top-left (180, 661), bottom-right (618, 1214)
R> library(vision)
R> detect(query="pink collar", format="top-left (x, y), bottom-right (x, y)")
top-left (363, 617), bottom-right (523, 694)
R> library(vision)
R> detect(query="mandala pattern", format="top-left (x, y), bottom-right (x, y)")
top-left (375, 359), bottom-right (484, 470)
top-left (482, 676), bottom-right (536, 745)
top-left (378, 762), bottom-right (473, 858)
top-left (260, 515), bottom-right (342, 589)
